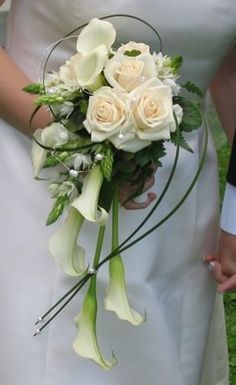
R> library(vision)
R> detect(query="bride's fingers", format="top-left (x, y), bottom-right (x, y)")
top-left (204, 258), bottom-right (228, 284)
top-left (121, 192), bottom-right (156, 210)
top-left (217, 274), bottom-right (236, 293)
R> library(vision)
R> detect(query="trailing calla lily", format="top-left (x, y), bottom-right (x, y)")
top-left (72, 165), bottom-right (109, 225)
top-left (31, 122), bottom-right (69, 177)
top-left (73, 225), bottom-right (117, 369)
top-left (73, 275), bottom-right (117, 369)
top-left (76, 18), bottom-right (116, 55)
top-left (49, 207), bottom-right (86, 276)
top-left (104, 187), bottom-right (146, 325)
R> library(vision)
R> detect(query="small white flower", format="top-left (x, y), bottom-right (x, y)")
top-left (74, 154), bottom-right (92, 170)
top-left (32, 123), bottom-right (69, 177)
top-left (59, 101), bottom-right (74, 118)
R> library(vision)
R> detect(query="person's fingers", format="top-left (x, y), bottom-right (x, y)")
top-left (122, 192), bottom-right (156, 210)
top-left (143, 174), bottom-right (155, 192)
top-left (203, 254), bottom-right (219, 262)
top-left (205, 259), bottom-right (228, 284)
top-left (217, 274), bottom-right (236, 293)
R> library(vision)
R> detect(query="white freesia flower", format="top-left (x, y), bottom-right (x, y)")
top-left (83, 87), bottom-right (136, 144)
top-left (154, 52), bottom-right (174, 79)
top-left (59, 45), bottom-right (107, 91)
top-left (59, 101), bottom-right (74, 118)
top-left (72, 165), bottom-right (109, 225)
top-left (49, 207), bottom-right (86, 276)
top-left (74, 154), bottom-right (92, 170)
top-left (173, 103), bottom-right (183, 126)
top-left (104, 51), bottom-right (156, 92)
top-left (32, 123), bottom-right (69, 177)
top-left (117, 41), bottom-right (150, 55)
top-left (105, 255), bottom-right (145, 325)
top-left (130, 77), bottom-right (178, 141)
top-left (49, 181), bottom-right (75, 198)
top-left (76, 18), bottom-right (116, 55)
top-left (73, 277), bottom-right (117, 369)
top-left (163, 78), bottom-right (181, 96)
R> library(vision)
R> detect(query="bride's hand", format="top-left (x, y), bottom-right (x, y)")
top-left (204, 230), bottom-right (236, 292)
top-left (118, 167), bottom-right (157, 210)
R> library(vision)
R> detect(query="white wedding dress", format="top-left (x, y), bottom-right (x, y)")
top-left (1, 1), bottom-right (236, 385)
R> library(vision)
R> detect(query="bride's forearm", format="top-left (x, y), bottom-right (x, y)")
top-left (209, 45), bottom-right (236, 144)
top-left (0, 48), bottom-right (51, 135)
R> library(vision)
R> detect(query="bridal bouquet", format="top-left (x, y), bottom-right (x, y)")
top-left (24, 16), bottom-right (206, 369)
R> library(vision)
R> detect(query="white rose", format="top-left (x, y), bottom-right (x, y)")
top-left (130, 77), bottom-right (177, 141)
top-left (83, 87), bottom-right (135, 144)
top-left (104, 51), bottom-right (157, 92)
top-left (117, 41), bottom-right (150, 55)
top-left (59, 45), bottom-right (108, 90)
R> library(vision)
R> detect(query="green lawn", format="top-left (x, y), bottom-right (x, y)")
top-left (209, 102), bottom-right (236, 385)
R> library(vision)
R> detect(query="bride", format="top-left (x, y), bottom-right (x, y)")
top-left (0, 1), bottom-right (235, 385)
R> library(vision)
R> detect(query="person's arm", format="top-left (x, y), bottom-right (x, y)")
top-left (0, 48), bottom-right (51, 135)
top-left (206, 45), bottom-right (236, 292)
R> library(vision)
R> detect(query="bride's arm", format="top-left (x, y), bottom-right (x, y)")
top-left (207, 45), bottom-right (236, 292)
top-left (0, 48), bottom-right (51, 135)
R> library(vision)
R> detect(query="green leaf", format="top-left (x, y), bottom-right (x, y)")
top-left (135, 141), bottom-right (166, 167)
top-left (124, 49), bottom-right (141, 57)
top-left (171, 55), bottom-right (183, 74)
top-left (170, 131), bottom-right (193, 153)
top-left (23, 83), bottom-right (45, 95)
top-left (181, 81), bottom-right (203, 98)
top-left (46, 194), bottom-right (69, 225)
top-left (35, 94), bottom-right (65, 105)
top-left (174, 96), bottom-right (203, 132)
top-left (100, 148), bottom-right (114, 182)
top-left (98, 180), bottom-right (114, 213)
top-left (79, 100), bottom-right (88, 115)
top-left (44, 151), bottom-right (69, 168)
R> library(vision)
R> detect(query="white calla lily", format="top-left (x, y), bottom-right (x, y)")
top-left (105, 255), bottom-right (146, 325)
top-left (31, 123), bottom-right (69, 177)
top-left (72, 165), bottom-right (109, 225)
top-left (73, 277), bottom-right (117, 369)
top-left (49, 207), bottom-right (86, 276)
top-left (76, 18), bottom-right (116, 55)
top-left (74, 45), bottom-right (108, 89)
top-left (105, 188), bottom-right (145, 325)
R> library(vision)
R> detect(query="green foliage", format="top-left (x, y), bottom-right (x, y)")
top-left (134, 141), bottom-right (166, 167)
top-left (100, 148), bottom-right (114, 182)
top-left (181, 81), bottom-right (203, 98)
top-left (46, 194), bottom-right (69, 225)
top-left (23, 83), bottom-right (45, 95)
top-left (170, 131), bottom-right (193, 153)
top-left (174, 96), bottom-right (202, 132)
top-left (171, 55), bottom-right (183, 74)
top-left (44, 151), bottom-right (69, 168)
top-left (124, 49), bottom-right (141, 57)
top-left (78, 99), bottom-right (88, 115)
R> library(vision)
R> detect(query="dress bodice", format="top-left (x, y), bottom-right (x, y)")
top-left (6, 0), bottom-right (236, 92)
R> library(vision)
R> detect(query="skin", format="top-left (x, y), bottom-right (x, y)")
top-left (0, 1), bottom-right (235, 290)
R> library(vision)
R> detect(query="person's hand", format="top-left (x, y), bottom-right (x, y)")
top-left (204, 230), bottom-right (236, 292)
top-left (118, 167), bottom-right (157, 210)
